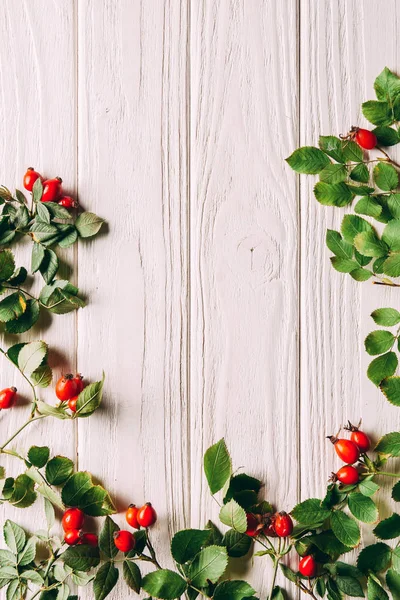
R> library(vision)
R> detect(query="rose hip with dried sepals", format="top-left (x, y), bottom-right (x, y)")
top-left (333, 465), bottom-right (359, 485)
top-left (137, 503), bottom-right (157, 528)
top-left (274, 512), bottom-right (293, 537)
top-left (56, 374), bottom-right (80, 401)
top-left (345, 421), bottom-right (371, 453)
top-left (0, 387), bottom-right (17, 409)
top-left (327, 435), bottom-right (360, 464)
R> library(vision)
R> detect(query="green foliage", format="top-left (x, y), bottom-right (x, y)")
top-left (203, 438), bottom-right (231, 495)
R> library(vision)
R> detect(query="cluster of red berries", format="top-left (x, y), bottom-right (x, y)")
top-left (245, 510), bottom-right (293, 539)
top-left (23, 167), bottom-right (77, 209)
top-left (341, 127), bottom-right (377, 150)
top-left (329, 422), bottom-right (371, 485)
top-left (113, 503), bottom-right (158, 553)
top-left (55, 373), bottom-right (85, 413)
top-left (62, 508), bottom-right (97, 547)
top-left (0, 387), bottom-right (17, 410)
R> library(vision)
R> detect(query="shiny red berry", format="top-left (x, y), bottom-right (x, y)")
top-left (355, 128), bottom-right (377, 150)
top-left (58, 196), bottom-right (76, 209)
top-left (335, 465), bottom-right (359, 485)
top-left (62, 508), bottom-right (85, 532)
top-left (23, 168), bottom-right (43, 192)
top-left (274, 512), bottom-right (293, 537)
top-left (345, 422), bottom-right (371, 453)
top-left (64, 529), bottom-right (82, 546)
top-left (0, 387), bottom-right (17, 409)
top-left (73, 374), bottom-right (84, 394)
top-left (56, 374), bottom-right (79, 401)
top-left (328, 436), bottom-right (360, 464)
top-left (299, 555), bottom-right (317, 577)
top-left (80, 533), bottom-right (98, 546)
top-left (114, 530), bottom-right (135, 553)
top-left (42, 177), bottom-right (62, 202)
top-left (245, 513), bottom-right (260, 537)
top-left (68, 396), bottom-right (78, 413)
top-left (126, 504), bottom-right (140, 529)
top-left (137, 503), bottom-right (157, 528)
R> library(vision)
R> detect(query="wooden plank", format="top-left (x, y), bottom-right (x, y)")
top-left (0, 0), bottom-right (77, 535)
top-left (76, 0), bottom-right (189, 589)
top-left (190, 0), bottom-right (299, 593)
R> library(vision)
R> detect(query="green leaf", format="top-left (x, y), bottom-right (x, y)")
top-left (204, 439), bottom-right (231, 495)
top-left (373, 126), bottom-right (400, 146)
top-left (308, 531), bottom-right (352, 559)
top-left (374, 67), bottom-right (400, 102)
top-left (280, 563), bottom-right (298, 583)
top-left (319, 163), bottom-right (347, 184)
top-left (27, 446), bottom-right (49, 468)
top-left (373, 513), bottom-right (400, 539)
top-left (62, 544), bottom-right (100, 572)
top-left (219, 499), bottom-right (247, 533)
top-left (373, 257), bottom-right (387, 273)
top-left (20, 570), bottom-right (44, 586)
top-left (357, 542), bottom-right (391, 573)
top-left (18, 341), bottom-right (47, 375)
top-left (171, 529), bottom-right (211, 564)
top-left (75, 212), bottom-right (104, 238)
top-left (44, 497), bottom-right (55, 530)
top-left (383, 253), bottom-right (400, 277)
top-left (374, 162), bottom-right (399, 191)
top-left (347, 185), bottom-right (375, 196)
top-left (348, 493), bottom-right (378, 523)
top-left (388, 193), bottom-right (400, 218)
top-left (5, 300), bottom-right (40, 334)
top-left (365, 330), bottom-right (394, 356)
top-left (393, 547), bottom-right (400, 573)
top-left (314, 181), bottom-right (353, 207)
top-left (93, 562), bottom-right (119, 600)
top-left (355, 196), bottom-right (382, 219)
top-left (99, 516), bottom-right (119, 559)
top-left (39, 280), bottom-right (85, 314)
top-left (6, 580), bottom-right (21, 600)
top-left (286, 147), bottom-right (331, 174)
top-left (30, 364), bottom-right (52, 388)
top-left (387, 568), bottom-right (400, 600)
top-left (8, 267), bottom-right (27, 286)
top-left (359, 479), bottom-right (380, 497)
top-left (331, 511), bottom-right (360, 547)
top-left (326, 230), bottom-right (353, 259)
top-left (213, 581), bottom-right (256, 600)
top-left (188, 545), bottom-right (228, 587)
top-left (372, 307), bottom-right (400, 326)
top-left (380, 377), bottom-right (400, 406)
top-left (57, 225), bottom-right (78, 248)
top-left (0, 550), bottom-right (16, 567)
top-left (32, 178), bottom-right (43, 203)
top-left (382, 220), bottom-right (400, 251)
top-left (0, 292), bottom-right (26, 322)
top-left (9, 474), bottom-right (36, 508)
top-left (46, 202), bottom-right (73, 220)
top-left (3, 521), bottom-right (25, 554)
top-left (61, 471), bottom-right (92, 506)
top-left (367, 352), bottom-right (397, 386)
top-left (17, 537), bottom-right (36, 566)
top-left (31, 220), bottom-right (60, 245)
top-left (36, 400), bottom-right (69, 420)
top-left (204, 521), bottom-right (223, 546)
top-left (291, 498), bottom-right (330, 525)
top-left (367, 576), bottom-right (388, 600)
top-left (319, 136), bottom-right (345, 162)
top-left (76, 374), bottom-right (105, 417)
top-left (14, 204), bottom-right (29, 228)
top-left (0, 251), bottom-right (15, 282)
top-left (341, 215), bottom-right (373, 244)
top-left (354, 231), bottom-right (388, 257)
top-left (39, 249), bottom-right (58, 283)
top-left (330, 257), bottom-right (359, 273)
top-left (336, 575), bottom-right (364, 597)
top-left (123, 560), bottom-right (141, 593)
top-left (350, 268), bottom-right (373, 281)
top-left (393, 481), bottom-right (400, 501)
top-left (375, 431), bottom-right (400, 455)
top-left (350, 163), bottom-right (370, 183)
top-left (343, 141), bottom-right (364, 162)
top-left (31, 243), bottom-right (45, 273)
top-left (142, 569), bottom-right (187, 599)
top-left (222, 529), bottom-right (252, 558)
top-left (36, 201), bottom-right (51, 224)
top-left (362, 100), bottom-right (393, 126)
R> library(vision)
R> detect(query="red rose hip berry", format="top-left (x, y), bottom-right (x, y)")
top-left (335, 465), bottom-right (359, 485)
top-left (58, 196), bottom-right (76, 209)
top-left (23, 167), bottom-right (43, 192)
top-left (354, 128), bottom-right (377, 150)
top-left (328, 436), bottom-right (360, 464)
top-left (56, 374), bottom-right (80, 401)
top-left (137, 503), bottom-right (157, 528)
top-left (68, 396), bottom-right (78, 413)
top-left (299, 555), bottom-right (317, 578)
top-left (114, 530), bottom-right (135, 553)
top-left (73, 373), bottom-right (84, 394)
top-left (274, 512), bottom-right (293, 537)
top-left (345, 422), bottom-right (370, 453)
top-left (42, 177), bottom-right (62, 202)
top-left (0, 387), bottom-right (17, 409)
top-left (80, 533), bottom-right (98, 546)
top-left (245, 513), bottom-right (260, 537)
top-left (64, 529), bottom-right (82, 546)
top-left (126, 504), bottom-right (140, 529)
top-left (62, 508), bottom-right (85, 532)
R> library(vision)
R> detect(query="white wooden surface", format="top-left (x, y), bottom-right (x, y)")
top-left (0, 1), bottom-right (400, 598)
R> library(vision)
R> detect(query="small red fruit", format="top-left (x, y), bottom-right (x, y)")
top-left (335, 465), bottom-right (359, 485)
top-left (137, 503), bottom-right (157, 528)
top-left (56, 374), bottom-right (80, 401)
top-left (58, 196), bottom-right (76, 209)
top-left (114, 530), bottom-right (135, 553)
top-left (68, 396), bottom-right (78, 413)
top-left (328, 436), bottom-right (360, 464)
top-left (62, 508), bottom-right (85, 532)
top-left (80, 533), bottom-right (98, 546)
top-left (126, 504), bottom-right (140, 529)
top-left (354, 128), bottom-right (377, 150)
top-left (73, 373), bottom-right (84, 394)
top-left (23, 167), bottom-right (43, 192)
top-left (42, 177), bottom-right (62, 202)
top-left (0, 387), bottom-right (17, 409)
top-left (245, 513), bottom-right (260, 537)
top-left (274, 512), bottom-right (293, 537)
top-left (64, 529), bottom-right (82, 546)
top-left (299, 555), bottom-right (317, 578)
top-left (345, 422), bottom-right (370, 453)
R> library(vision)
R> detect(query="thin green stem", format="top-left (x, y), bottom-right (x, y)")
top-left (145, 530), bottom-right (162, 569)
top-left (0, 415), bottom-right (46, 451)
top-left (0, 346), bottom-right (39, 416)
top-left (368, 470), bottom-right (400, 478)
top-left (377, 146), bottom-right (400, 169)
top-left (268, 557), bottom-right (280, 600)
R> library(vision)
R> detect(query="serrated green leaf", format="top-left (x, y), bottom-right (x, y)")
top-left (362, 100), bottom-right (393, 126)
top-left (336, 575), bottom-right (364, 597)
top-left (32, 178), bottom-right (43, 203)
top-left (3, 521), bottom-right (25, 554)
top-left (219, 499), bottom-right (247, 533)
top-left (222, 529), bottom-right (252, 558)
top-left (8, 267), bottom-right (27, 287)
top-left (373, 513), bottom-right (400, 539)
top-left (93, 561), bottom-right (119, 600)
top-left (387, 568), bottom-right (400, 600)
top-left (372, 307), bottom-right (400, 326)
top-left (0, 251), bottom-right (15, 282)
top-left (18, 341), bottom-right (47, 375)
top-left (326, 230), bottom-right (353, 259)
top-left (5, 299), bottom-right (40, 334)
top-left (9, 474), bottom-right (36, 508)
top-left (374, 125), bottom-right (399, 146)
top-left (348, 493), bottom-right (378, 523)
top-left (39, 249), bottom-right (58, 283)
top-left (359, 479), bottom-right (380, 497)
top-left (330, 257), bottom-right (359, 273)
top-left (374, 162), bottom-right (399, 191)
top-left (292, 498), bottom-right (330, 525)
top-left (62, 545), bottom-right (100, 572)
top-left (367, 576), bottom-right (388, 600)
top-left (171, 529), bottom-right (211, 564)
top-left (343, 141), bottom-right (364, 162)
top-left (319, 163), bottom-right (347, 184)
top-left (99, 516), bottom-right (119, 559)
top-left (354, 196), bottom-right (382, 218)
top-left (213, 580), bottom-right (256, 600)
top-left (375, 431), bottom-right (400, 455)
top-left (286, 147), bottom-right (331, 174)
top-left (341, 215), bottom-right (373, 243)
top-left (75, 212), bottom-right (104, 238)
top-left (393, 481), bottom-right (400, 501)
top-left (30, 364), bottom-right (52, 388)
top-left (61, 471), bottom-right (92, 506)
top-left (280, 563), bottom-right (298, 583)
top-left (204, 439), bottom-right (231, 495)
top-left (308, 531), bottom-right (352, 559)
top-left (380, 377), bottom-right (400, 406)
top-left (27, 446), bottom-right (49, 468)
top-left (31, 243), bottom-right (45, 273)
top-left (36, 201), bottom-right (50, 224)
top-left (123, 560), bottom-right (141, 593)
top-left (382, 220), bottom-right (400, 251)
top-left (350, 268), bottom-right (373, 281)
top-left (350, 163), bottom-right (370, 183)
top-left (188, 545), bottom-right (228, 587)
top-left (331, 511), bottom-right (360, 547)
top-left (319, 136), bottom-right (346, 163)
top-left (367, 352), bottom-right (398, 386)
top-left (17, 538), bottom-right (36, 566)
top-left (142, 569), bottom-right (187, 599)
top-left (314, 181), bottom-right (353, 207)
top-left (0, 292), bottom-right (26, 322)
top-left (388, 193), bottom-right (400, 218)
top-left (354, 231), bottom-right (388, 258)
top-left (365, 330), bottom-right (394, 355)
top-left (75, 375), bottom-right (105, 417)
top-left (383, 253), bottom-right (400, 277)
top-left (357, 542), bottom-right (391, 573)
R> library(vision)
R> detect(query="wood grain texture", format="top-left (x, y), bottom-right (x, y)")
top-left (77, 1), bottom-right (189, 595)
top-left (190, 0), bottom-right (299, 593)
top-left (0, 0), bottom-right (77, 537)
